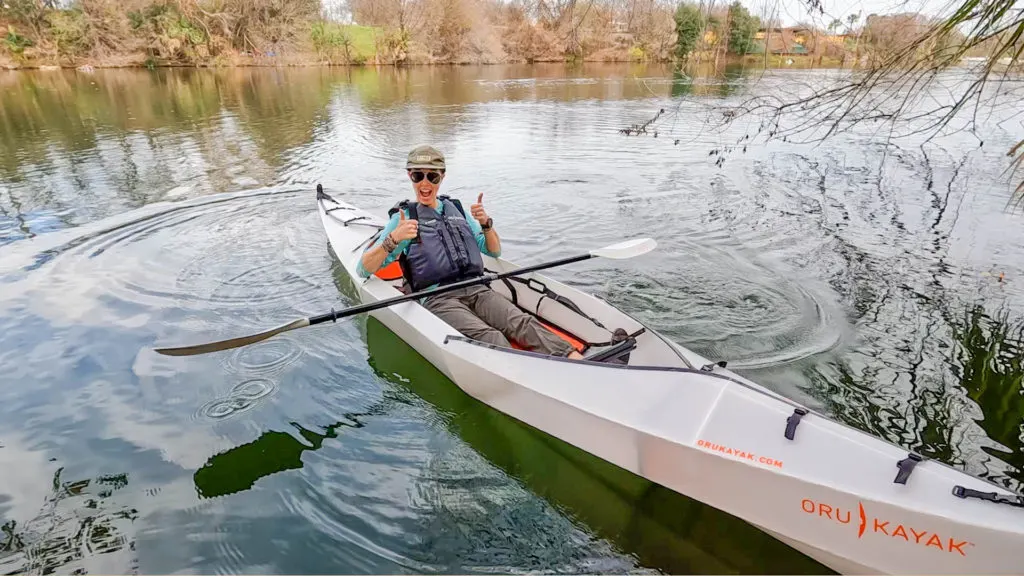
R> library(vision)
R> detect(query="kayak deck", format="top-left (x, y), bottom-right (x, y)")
top-left (316, 186), bottom-right (1024, 575)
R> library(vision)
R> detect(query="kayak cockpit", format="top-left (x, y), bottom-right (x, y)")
top-left (368, 251), bottom-right (695, 368)
top-left (326, 189), bottom-right (696, 369)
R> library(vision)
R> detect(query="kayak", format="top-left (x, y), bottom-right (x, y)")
top-left (315, 185), bottom-right (1024, 575)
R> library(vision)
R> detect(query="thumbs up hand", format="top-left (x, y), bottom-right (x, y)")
top-left (390, 210), bottom-right (418, 242)
top-left (470, 193), bottom-right (490, 227)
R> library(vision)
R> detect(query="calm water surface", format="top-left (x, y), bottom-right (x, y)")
top-left (1, 63), bottom-right (1022, 574)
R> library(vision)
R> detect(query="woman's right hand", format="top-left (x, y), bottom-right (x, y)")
top-left (391, 211), bottom-right (418, 242)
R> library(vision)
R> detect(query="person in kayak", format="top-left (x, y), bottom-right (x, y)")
top-left (358, 145), bottom-right (584, 360)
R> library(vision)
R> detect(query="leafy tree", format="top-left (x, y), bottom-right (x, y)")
top-left (726, 1), bottom-right (759, 55)
top-left (673, 2), bottom-right (702, 60)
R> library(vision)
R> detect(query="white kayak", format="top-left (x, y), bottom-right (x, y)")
top-left (316, 185), bottom-right (1024, 575)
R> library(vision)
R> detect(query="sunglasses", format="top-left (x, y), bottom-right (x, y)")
top-left (409, 170), bottom-right (442, 184)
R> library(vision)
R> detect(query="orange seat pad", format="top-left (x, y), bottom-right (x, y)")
top-left (377, 265), bottom-right (585, 353)
top-left (511, 320), bottom-right (586, 353)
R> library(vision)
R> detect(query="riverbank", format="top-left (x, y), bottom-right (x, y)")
top-left (1, 52), bottom-right (851, 72)
top-left (0, 1), bottom-right (677, 71)
top-left (0, 53), bottom-right (677, 71)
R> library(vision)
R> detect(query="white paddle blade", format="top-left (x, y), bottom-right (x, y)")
top-left (589, 238), bottom-right (657, 260)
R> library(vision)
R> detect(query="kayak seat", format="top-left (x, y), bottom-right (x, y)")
top-left (510, 321), bottom-right (586, 353)
top-left (374, 261), bottom-right (404, 281)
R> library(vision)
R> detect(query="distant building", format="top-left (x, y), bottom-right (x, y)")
top-left (750, 26), bottom-right (816, 55)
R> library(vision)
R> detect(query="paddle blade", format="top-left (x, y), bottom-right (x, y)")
top-left (154, 318), bottom-right (311, 357)
top-left (589, 238), bottom-right (657, 260)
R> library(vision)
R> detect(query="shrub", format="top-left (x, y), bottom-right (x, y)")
top-left (3, 25), bottom-right (33, 55)
top-left (46, 9), bottom-right (91, 59)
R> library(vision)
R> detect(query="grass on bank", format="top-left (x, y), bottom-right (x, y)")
top-left (310, 23), bottom-right (379, 65)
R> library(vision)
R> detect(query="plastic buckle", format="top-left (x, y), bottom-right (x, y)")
top-left (785, 407), bottom-right (808, 440)
top-left (894, 453), bottom-right (924, 485)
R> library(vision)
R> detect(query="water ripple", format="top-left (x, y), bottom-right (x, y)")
top-left (223, 338), bottom-right (305, 376)
top-left (195, 379), bottom-right (279, 421)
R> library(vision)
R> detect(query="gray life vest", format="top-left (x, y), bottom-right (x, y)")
top-left (389, 196), bottom-right (485, 291)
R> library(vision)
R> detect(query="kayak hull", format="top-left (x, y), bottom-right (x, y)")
top-left (317, 188), bottom-right (1024, 575)
top-left (439, 335), bottom-right (1022, 574)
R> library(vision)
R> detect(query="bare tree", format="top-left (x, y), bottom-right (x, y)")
top-left (638, 0), bottom-right (1024, 201)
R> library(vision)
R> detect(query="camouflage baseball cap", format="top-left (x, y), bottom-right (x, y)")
top-left (406, 145), bottom-right (446, 170)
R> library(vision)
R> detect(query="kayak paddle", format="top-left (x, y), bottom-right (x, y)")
top-left (153, 238), bottom-right (656, 357)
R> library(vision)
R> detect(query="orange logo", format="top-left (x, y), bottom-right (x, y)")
top-left (801, 498), bottom-right (973, 556)
top-left (697, 439), bottom-right (783, 469)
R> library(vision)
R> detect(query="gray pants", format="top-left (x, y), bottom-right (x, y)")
top-left (423, 285), bottom-right (576, 357)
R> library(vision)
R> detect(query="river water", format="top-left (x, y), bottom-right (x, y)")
top-left (1, 63), bottom-right (1022, 574)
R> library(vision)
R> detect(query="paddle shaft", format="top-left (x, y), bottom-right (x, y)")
top-left (154, 235), bottom-right (653, 356)
top-left (308, 253), bottom-right (593, 327)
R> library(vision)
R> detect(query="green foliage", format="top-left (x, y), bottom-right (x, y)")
top-left (726, 1), bottom-right (759, 55)
top-left (46, 9), bottom-right (91, 58)
top-left (707, 14), bottom-right (722, 36)
top-left (375, 27), bottom-right (409, 64)
top-left (3, 25), bottom-right (33, 55)
top-left (342, 25), bottom-right (377, 59)
top-left (128, 11), bottom-right (146, 30)
top-left (311, 22), bottom-right (376, 64)
top-left (311, 21), bottom-right (351, 62)
top-left (311, 21), bottom-right (343, 50)
top-left (132, 4), bottom-right (208, 63)
top-left (674, 2), bottom-right (703, 60)
top-left (164, 15), bottom-right (205, 46)
top-left (628, 44), bottom-right (646, 61)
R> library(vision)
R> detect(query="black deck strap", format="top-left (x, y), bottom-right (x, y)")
top-left (700, 361), bottom-right (727, 372)
top-left (785, 407), bottom-right (809, 441)
top-left (506, 276), bottom-right (608, 330)
top-left (351, 229), bottom-right (382, 253)
top-left (502, 278), bottom-right (517, 305)
top-left (585, 336), bottom-right (637, 364)
top-left (586, 327), bottom-right (646, 347)
top-left (529, 278), bottom-right (548, 316)
top-left (952, 485), bottom-right (1024, 508)
top-left (894, 453), bottom-right (924, 485)
top-left (483, 268), bottom-right (518, 305)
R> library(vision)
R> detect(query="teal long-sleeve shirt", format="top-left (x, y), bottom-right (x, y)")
top-left (356, 201), bottom-right (500, 279)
